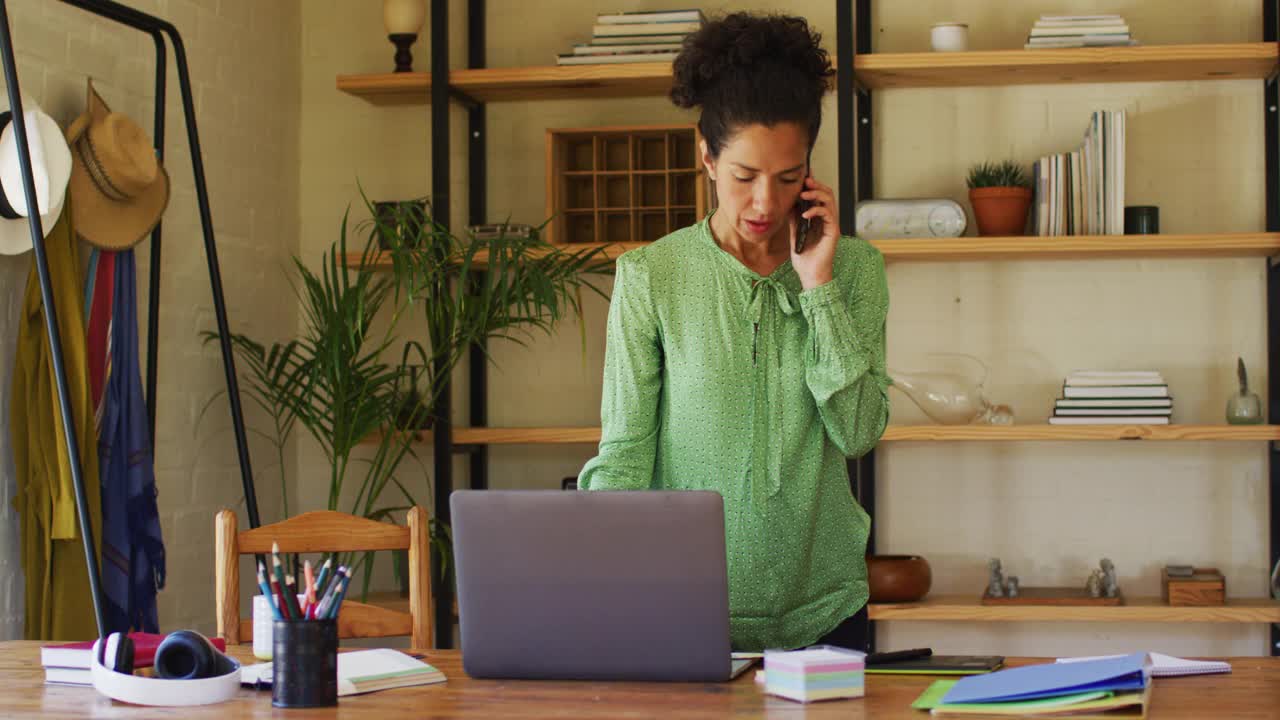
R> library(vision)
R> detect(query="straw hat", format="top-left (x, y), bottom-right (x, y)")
top-left (0, 94), bottom-right (72, 255)
top-left (65, 80), bottom-right (169, 250)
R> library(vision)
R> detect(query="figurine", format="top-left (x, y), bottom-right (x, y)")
top-left (1100, 558), bottom-right (1119, 598)
top-left (987, 558), bottom-right (1005, 597)
top-left (1086, 569), bottom-right (1103, 598)
top-left (1005, 576), bottom-right (1020, 598)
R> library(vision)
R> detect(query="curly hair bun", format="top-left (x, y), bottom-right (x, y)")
top-left (670, 13), bottom-right (832, 110)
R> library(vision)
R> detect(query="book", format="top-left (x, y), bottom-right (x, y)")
top-left (240, 649), bottom-right (447, 696)
top-left (592, 21), bottom-right (701, 37)
top-left (1049, 415), bottom-right (1170, 425)
top-left (1065, 377), bottom-right (1166, 387)
top-left (590, 33), bottom-right (688, 45)
top-left (1054, 408), bottom-right (1172, 416)
top-left (1063, 385), bottom-right (1169, 398)
top-left (573, 42), bottom-right (683, 54)
top-left (1056, 652), bottom-right (1230, 677)
top-left (1056, 397), bottom-right (1172, 408)
top-left (40, 633), bottom-right (227, 670)
top-left (557, 52), bottom-right (678, 65)
top-left (596, 9), bottom-right (703, 24)
top-left (1068, 370), bottom-right (1163, 379)
top-left (1029, 26), bottom-right (1130, 37)
top-left (44, 667), bottom-right (92, 686)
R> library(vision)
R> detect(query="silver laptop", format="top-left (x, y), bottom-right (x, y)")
top-left (451, 489), bottom-right (755, 682)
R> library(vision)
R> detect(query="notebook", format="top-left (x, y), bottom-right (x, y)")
top-left (1057, 652), bottom-right (1230, 677)
top-left (240, 649), bottom-right (447, 695)
top-left (866, 655), bottom-right (1004, 675)
top-left (916, 679), bottom-right (1151, 717)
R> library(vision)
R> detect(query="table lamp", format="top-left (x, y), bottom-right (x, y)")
top-left (383, 0), bottom-right (425, 73)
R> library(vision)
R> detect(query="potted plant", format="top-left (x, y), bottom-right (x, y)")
top-left (966, 160), bottom-right (1033, 236)
top-left (207, 188), bottom-right (614, 596)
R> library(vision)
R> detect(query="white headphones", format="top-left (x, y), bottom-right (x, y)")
top-left (90, 630), bottom-right (242, 707)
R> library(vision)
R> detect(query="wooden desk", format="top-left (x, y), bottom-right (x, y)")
top-left (3, 641), bottom-right (1277, 718)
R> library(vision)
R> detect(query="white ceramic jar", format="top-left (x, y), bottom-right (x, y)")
top-left (931, 22), bottom-right (969, 52)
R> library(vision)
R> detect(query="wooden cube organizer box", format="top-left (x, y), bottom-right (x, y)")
top-left (546, 125), bottom-right (709, 244)
top-left (1162, 567), bottom-right (1226, 606)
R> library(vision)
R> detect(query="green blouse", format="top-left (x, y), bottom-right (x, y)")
top-left (579, 215), bottom-right (891, 651)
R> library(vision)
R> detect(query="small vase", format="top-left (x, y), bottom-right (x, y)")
top-left (1226, 392), bottom-right (1263, 425)
top-left (969, 186), bottom-right (1032, 236)
top-left (867, 555), bottom-right (932, 603)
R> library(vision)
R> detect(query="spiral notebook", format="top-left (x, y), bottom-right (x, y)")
top-left (1056, 652), bottom-right (1230, 677)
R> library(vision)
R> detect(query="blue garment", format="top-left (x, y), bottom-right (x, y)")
top-left (98, 250), bottom-right (165, 633)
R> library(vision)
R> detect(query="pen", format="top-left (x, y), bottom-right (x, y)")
top-left (866, 648), bottom-right (932, 665)
top-left (325, 573), bottom-right (351, 620)
top-left (271, 543), bottom-right (294, 620)
top-left (257, 563), bottom-right (282, 621)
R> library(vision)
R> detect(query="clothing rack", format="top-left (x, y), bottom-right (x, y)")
top-left (0, 0), bottom-right (261, 638)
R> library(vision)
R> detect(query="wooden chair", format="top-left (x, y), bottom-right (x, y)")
top-left (214, 507), bottom-right (433, 649)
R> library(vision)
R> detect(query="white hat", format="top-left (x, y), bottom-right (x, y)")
top-left (0, 95), bottom-right (71, 255)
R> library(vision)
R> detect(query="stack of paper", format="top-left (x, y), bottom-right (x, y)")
top-left (1025, 14), bottom-right (1136, 49)
top-left (763, 646), bottom-right (865, 703)
top-left (914, 653), bottom-right (1151, 716)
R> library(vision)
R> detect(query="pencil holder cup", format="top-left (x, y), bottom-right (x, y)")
top-left (272, 619), bottom-right (339, 708)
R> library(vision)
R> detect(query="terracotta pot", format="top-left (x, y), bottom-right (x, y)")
top-left (866, 554), bottom-right (932, 603)
top-left (969, 186), bottom-right (1032, 236)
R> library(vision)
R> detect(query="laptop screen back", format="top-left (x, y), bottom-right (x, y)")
top-left (451, 490), bottom-right (732, 681)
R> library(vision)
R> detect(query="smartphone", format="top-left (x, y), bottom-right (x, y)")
top-left (794, 151), bottom-right (814, 253)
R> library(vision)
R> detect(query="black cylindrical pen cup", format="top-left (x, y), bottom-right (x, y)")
top-left (1124, 205), bottom-right (1159, 234)
top-left (272, 619), bottom-right (338, 708)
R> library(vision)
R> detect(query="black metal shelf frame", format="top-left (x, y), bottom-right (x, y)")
top-left (0, 0), bottom-right (261, 638)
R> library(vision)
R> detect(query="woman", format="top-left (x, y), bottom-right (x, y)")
top-left (578, 12), bottom-right (890, 653)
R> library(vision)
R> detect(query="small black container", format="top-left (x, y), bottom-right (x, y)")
top-left (1124, 205), bottom-right (1159, 234)
top-left (272, 619), bottom-right (338, 708)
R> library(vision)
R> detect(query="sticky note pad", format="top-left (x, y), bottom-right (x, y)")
top-left (764, 645), bottom-right (866, 703)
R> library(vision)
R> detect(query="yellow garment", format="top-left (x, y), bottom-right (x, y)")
top-left (10, 198), bottom-right (102, 641)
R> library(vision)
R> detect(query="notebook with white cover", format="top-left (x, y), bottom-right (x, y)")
top-left (1056, 652), bottom-right (1229, 677)
top-left (240, 649), bottom-right (446, 695)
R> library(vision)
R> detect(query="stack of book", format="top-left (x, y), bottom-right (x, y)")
top-left (556, 9), bottom-right (703, 65)
top-left (1030, 109), bottom-right (1125, 236)
top-left (1049, 370), bottom-right (1172, 425)
top-left (1025, 14), bottom-right (1135, 49)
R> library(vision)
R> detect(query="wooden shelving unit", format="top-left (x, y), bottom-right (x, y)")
top-left (856, 42), bottom-right (1279, 89)
top-left (336, 43), bottom-right (1280, 105)
top-left (343, 232), bottom-right (1280, 271)
top-left (364, 424), bottom-right (1280, 447)
top-left (868, 595), bottom-right (1280, 623)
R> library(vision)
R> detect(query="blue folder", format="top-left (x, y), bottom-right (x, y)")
top-left (939, 652), bottom-right (1149, 705)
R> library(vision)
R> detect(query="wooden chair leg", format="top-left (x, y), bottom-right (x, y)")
top-left (215, 509), bottom-right (240, 645)
top-left (407, 506), bottom-right (434, 650)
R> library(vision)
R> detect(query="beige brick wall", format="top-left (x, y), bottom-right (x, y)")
top-left (0, 0), bottom-right (300, 637)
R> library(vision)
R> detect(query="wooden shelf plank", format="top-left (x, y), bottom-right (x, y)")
top-left (337, 44), bottom-right (1279, 104)
top-left (337, 63), bottom-right (676, 105)
top-left (343, 243), bottom-right (646, 271)
top-left (856, 42), bottom-right (1279, 89)
top-left (870, 232), bottom-right (1280, 261)
top-left (362, 424), bottom-right (1280, 447)
top-left (883, 424), bottom-right (1280, 442)
top-left (869, 595), bottom-right (1280, 623)
top-left (344, 234), bottom-right (1280, 271)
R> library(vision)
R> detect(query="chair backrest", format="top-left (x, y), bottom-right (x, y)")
top-left (214, 507), bottom-right (433, 649)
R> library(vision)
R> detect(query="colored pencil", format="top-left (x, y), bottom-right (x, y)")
top-left (257, 563), bottom-right (282, 620)
top-left (325, 573), bottom-right (351, 620)
top-left (271, 542), bottom-right (294, 620)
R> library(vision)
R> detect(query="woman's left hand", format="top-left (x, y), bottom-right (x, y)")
top-left (789, 176), bottom-right (839, 290)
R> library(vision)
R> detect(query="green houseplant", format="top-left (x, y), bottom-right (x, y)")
top-left (966, 160), bottom-right (1033, 236)
top-left (209, 189), bottom-right (614, 594)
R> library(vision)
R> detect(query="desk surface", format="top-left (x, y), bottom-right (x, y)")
top-left (4, 641), bottom-right (1279, 718)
